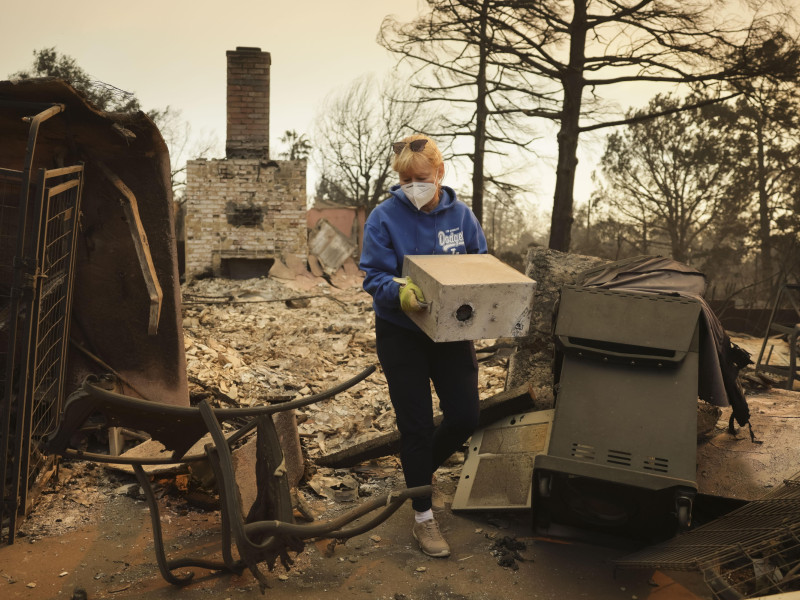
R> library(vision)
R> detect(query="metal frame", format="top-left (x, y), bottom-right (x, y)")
top-left (0, 103), bottom-right (83, 544)
top-left (755, 283), bottom-right (800, 390)
top-left (45, 366), bottom-right (430, 591)
top-left (616, 471), bottom-right (800, 599)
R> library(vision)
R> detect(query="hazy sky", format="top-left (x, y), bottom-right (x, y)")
top-left (1, 0), bottom-right (581, 213)
top-left (3, 1), bottom-right (792, 213)
top-left (1, 2), bottom-right (421, 175)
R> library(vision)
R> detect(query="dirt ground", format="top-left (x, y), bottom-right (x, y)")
top-left (0, 459), bottom-right (713, 600)
top-left (1, 274), bottom-right (796, 599)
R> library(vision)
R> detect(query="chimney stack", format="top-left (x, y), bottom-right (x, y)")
top-left (226, 47), bottom-right (270, 159)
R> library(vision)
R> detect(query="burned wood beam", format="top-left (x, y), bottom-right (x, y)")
top-left (315, 383), bottom-right (544, 468)
top-left (95, 160), bottom-right (163, 335)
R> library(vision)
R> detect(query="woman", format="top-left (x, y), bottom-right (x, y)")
top-left (359, 134), bottom-right (487, 557)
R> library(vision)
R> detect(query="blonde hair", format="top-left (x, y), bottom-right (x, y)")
top-left (392, 134), bottom-right (444, 175)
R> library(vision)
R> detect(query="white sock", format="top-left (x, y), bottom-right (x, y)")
top-left (415, 509), bottom-right (434, 523)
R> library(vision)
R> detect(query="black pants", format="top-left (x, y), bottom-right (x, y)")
top-left (375, 317), bottom-right (480, 512)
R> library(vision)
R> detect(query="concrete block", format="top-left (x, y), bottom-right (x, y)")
top-left (231, 410), bottom-right (305, 516)
top-left (402, 254), bottom-right (536, 342)
top-left (232, 436), bottom-right (258, 516)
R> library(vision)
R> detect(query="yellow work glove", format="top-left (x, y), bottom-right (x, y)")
top-left (398, 277), bottom-right (426, 312)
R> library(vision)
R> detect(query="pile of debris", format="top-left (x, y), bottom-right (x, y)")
top-left (181, 272), bottom-right (511, 461)
top-left (14, 270), bottom-right (512, 544)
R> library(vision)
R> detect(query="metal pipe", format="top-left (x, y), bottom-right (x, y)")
top-left (243, 485), bottom-right (432, 539)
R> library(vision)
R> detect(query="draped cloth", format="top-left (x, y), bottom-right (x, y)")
top-left (574, 255), bottom-right (751, 427)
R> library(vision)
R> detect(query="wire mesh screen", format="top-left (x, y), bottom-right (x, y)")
top-left (19, 167), bottom-right (83, 512)
top-left (616, 471), bottom-right (800, 599)
top-left (0, 164), bottom-right (83, 544)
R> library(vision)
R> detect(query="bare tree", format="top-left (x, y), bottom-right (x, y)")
top-left (723, 69), bottom-right (800, 294)
top-left (379, 2), bottom-right (797, 249)
top-left (379, 0), bottom-right (541, 223)
top-left (279, 130), bottom-right (311, 161)
top-left (12, 48), bottom-right (219, 199)
top-left (593, 93), bottom-right (741, 263)
top-left (484, 1), bottom-right (799, 252)
top-left (479, 182), bottom-right (532, 255)
top-left (312, 74), bottom-right (437, 212)
top-left (150, 105), bottom-right (218, 200)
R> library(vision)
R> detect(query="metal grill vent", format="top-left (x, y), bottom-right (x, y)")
top-left (607, 449), bottom-right (632, 467)
top-left (571, 442), bottom-right (595, 460)
top-left (643, 456), bottom-right (669, 473)
top-left (616, 471), bottom-right (800, 599)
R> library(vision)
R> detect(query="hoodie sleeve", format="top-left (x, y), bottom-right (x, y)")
top-left (360, 218), bottom-right (402, 308)
top-left (466, 206), bottom-right (488, 254)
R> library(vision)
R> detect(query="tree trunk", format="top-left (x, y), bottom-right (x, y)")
top-left (671, 238), bottom-right (687, 263)
top-left (470, 0), bottom-right (491, 224)
top-left (316, 383), bottom-right (538, 468)
top-left (548, 1), bottom-right (587, 252)
top-left (755, 118), bottom-right (774, 298)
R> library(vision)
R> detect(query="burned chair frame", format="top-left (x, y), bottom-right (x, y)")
top-left (44, 365), bottom-right (430, 592)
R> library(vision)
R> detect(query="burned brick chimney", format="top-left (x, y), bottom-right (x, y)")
top-left (183, 48), bottom-right (307, 280)
top-left (226, 47), bottom-right (270, 159)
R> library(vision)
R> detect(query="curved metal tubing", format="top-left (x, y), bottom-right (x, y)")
top-left (45, 363), bottom-right (394, 590)
top-left (60, 448), bottom-right (211, 465)
top-left (243, 485), bottom-right (432, 540)
top-left (84, 364), bottom-right (376, 419)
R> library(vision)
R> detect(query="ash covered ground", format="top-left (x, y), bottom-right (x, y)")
top-left (180, 275), bottom-right (509, 459)
top-left (17, 274), bottom-right (509, 540)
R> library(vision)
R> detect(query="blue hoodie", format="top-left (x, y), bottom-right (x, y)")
top-left (360, 184), bottom-right (488, 331)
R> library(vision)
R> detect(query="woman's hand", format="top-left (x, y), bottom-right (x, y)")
top-left (398, 277), bottom-right (427, 312)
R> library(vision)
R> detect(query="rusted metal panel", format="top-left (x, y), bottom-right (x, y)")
top-left (0, 78), bottom-right (188, 407)
top-left (307, 218), bottom-right (356, 277)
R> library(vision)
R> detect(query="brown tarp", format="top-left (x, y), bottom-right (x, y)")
top-left (575, 255), bottom-right (751, 427)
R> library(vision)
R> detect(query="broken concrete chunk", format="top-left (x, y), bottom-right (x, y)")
top-left (307, 473), bottom-right (359, 502)
top-left (268, 258), bottom-right (296, 281)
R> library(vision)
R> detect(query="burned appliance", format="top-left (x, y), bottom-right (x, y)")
top-left (532, 285), bottom-right (701, 539)
top-left (1, 78), bottom-right (188, 544)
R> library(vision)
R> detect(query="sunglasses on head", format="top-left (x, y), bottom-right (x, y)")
top-left (392, 139), bottom-right (428, 154)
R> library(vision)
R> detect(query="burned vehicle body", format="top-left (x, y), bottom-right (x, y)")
top-left (0, 78), bottom-right (187, 542)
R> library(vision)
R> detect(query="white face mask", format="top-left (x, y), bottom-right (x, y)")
top-left (401, 182), bottom-right (437, 209)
